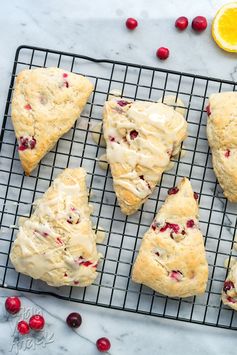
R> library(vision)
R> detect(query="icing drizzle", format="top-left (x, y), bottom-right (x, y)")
top-left (10, 169), bottom-right (101, 287)
top-left (103, 98), bottom-right (187, 201)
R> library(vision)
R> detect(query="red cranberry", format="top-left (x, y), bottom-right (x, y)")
top-left (18, 137), bottom-right (29, 151)
top-left (156, 47), bottom-right (169, 60)
top-left (66, 312), bottom-right (82, 328)
top-left (81, 260), bottom-right (93, 267)
top-left (125, 17), bottom-right (138, 30)
top-left (194, 192), bottom-right (199, 200)
top-left (56, 237), bottom-right (63, 245)
top-left (223, 280), bottom-right (235, 293)
top-left (18, 136), bottom-right (36, 151)
top-left (175, 16), bottom-right (188, 30)
top-left (29, 314), bottom-right (45, 331)
top-left (186, 219), bottom-right (195, 228)
top-left (160, 222), bottom-right (180, 234)
top-left (78, 257), bottom-right (96, 267)
top-left (130, 130), bottom-right (138, 140)
top-left (63, 73), bottom-right (68, 78)
top-left (17, 320), bottom-right (30, 335)
top-left (117, 100), bottom-right (129, 107)
top-left (109, 136), bottom-right (115, 142)
top-left (168, 187), bottom-right (179, 195)
top-left (225, 149), bottom-right (230, 158)
top-left (171, 224), bottom-right (180, 233)
top-left (96, 337), bottom-right (111, 352)
top-left (192, 16), bottom-right (207, 32)
top-left (206, 104), bottom-right (211, 116)
top-left (74, 281), bottom-right (79, 285)
top-left (24, 104), bottom-right (32, 110)
top-left (5, 296), bottom-right (21, 314)
top-left (160, 224), bottom-right (169, 232)
top-left (29, 137), bottom-right (36, 149)
top-left (170, 270), bottom-right (183, 281)
top-left (35, 229), bottom-right (48, 237)
top-left (227, 296), bottom-right (236, 303)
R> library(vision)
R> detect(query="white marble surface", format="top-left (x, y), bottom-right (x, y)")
top-left (0, 0), bottom-right (237, 354)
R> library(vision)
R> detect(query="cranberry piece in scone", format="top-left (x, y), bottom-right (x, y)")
top-left (168, 187), bottom-right (179, 195)
top-left (170, 270), bottom-right (183, 281)
top-left (132, 177), bottom-right (208, 297)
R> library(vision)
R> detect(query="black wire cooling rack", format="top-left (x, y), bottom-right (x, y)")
top-left (0, 45), bottom-right (237, 331)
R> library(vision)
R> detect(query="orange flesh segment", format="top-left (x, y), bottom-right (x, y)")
top-left (217, 8), bottom-right (237, 45)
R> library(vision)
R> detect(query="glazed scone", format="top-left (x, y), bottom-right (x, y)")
top-left (206, 92), bottom-right (237, 202)
top-left (222, 260), bottom-right (237, 310)
top-left (12, 67), bottom-right (93, 175)
top-left (10, 168), bottom-right (101, 287)
top-left (103, 97), bottom-right (188, 215)
top-left (132, 178), bottom-right (208, 297)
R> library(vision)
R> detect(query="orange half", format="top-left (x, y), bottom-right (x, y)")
top-left (212, 2), bottom-right (237, 52)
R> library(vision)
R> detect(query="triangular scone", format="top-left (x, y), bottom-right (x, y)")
top-left (132, 178), bottom-right (208, 297)
top-left (222, 260), bottom-right (237, 310)
top-left (103, 97), bottom-right (187, 215)
top-left (10, 168), bottom-right (101, 287)
top-left (12, 67), bottom-right (93, 175)
top-left (207, 92), bottom-right (237, 202)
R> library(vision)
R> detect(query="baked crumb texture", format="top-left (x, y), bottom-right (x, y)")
top-left (207, 92), bottom-right (237, 202)
top-left (12, 67), bottom-right (93, 175)
top-left (132, 177), bottom-right (208, 298)
top-left (222, 260), bottom-right (237, 310)
top-left (103, 97), bottom-right (188, 215)
top-left (10, 168), bottom-right (101, 287)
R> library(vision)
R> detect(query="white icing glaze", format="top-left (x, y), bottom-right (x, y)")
top-left (108, 89), bottom-right (122, 100)
top-left (10, 169), bottom-right (101, 287)
top-left (158, 95), bottom-right (186, 117)
top-left (114, 178), bottom-right (150, 198)
top-left (103, 99), bottom-right (187, 200)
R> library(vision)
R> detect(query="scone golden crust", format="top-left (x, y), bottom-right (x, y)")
top-left (103, 97), bottom-right (188, 215)
top-left (222, 260), bottom-right (237, 310)
top-left (132, 178), bottom-right (208, 298)
top-left (12, 67), bottom-right (93, 175)
top-left (10, 168), bottom-right (101, 287)
top-left (206, 92), bottom-right (237, 202)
